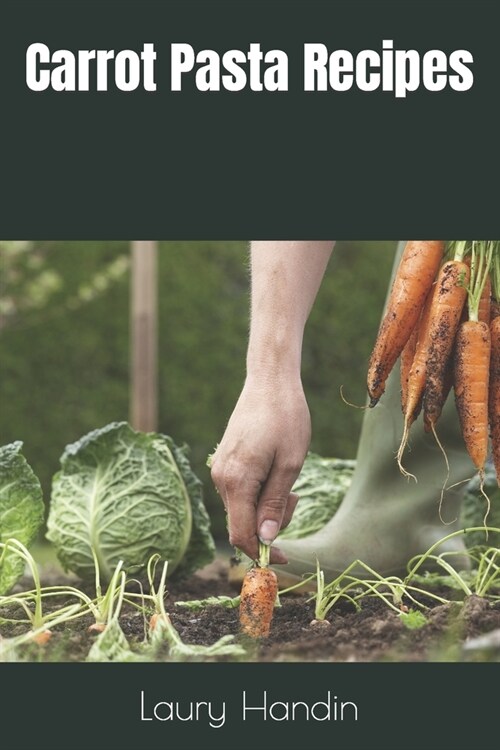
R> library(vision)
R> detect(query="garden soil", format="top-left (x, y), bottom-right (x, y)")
top-left (5, 557), bottom-right (500, 662)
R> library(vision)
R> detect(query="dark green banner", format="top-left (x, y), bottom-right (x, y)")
top-left (2, 662), bottom-right (498, 750)
top-left (1, 0), bottom-right (499, 237)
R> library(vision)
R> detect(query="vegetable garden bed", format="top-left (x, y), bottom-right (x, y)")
top-left (3, 557), bottom-right (500, 663)
top-left (2, 411), bottom-right (500, 663)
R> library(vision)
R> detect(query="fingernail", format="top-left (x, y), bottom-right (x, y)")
top-left (259, 520), bottom-right (279, 545)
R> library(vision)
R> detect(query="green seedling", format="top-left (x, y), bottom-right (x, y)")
top-left (86, 550), bottom-right (127, 633)
top-left (86, 565), bottom-right (138, 662)
top-left (0, 602), bottom-right (83, 661)
top-left (473, 546), bottom-right (500, 598)
top-left (310, 527), bottom-right (500, 625)
top-left (311, 559), bottom-right (360, 622)
top-left (309, 557), bottom-right (449, 624)
top-left (140, 554), bottom-right (246, 661)
top-left (0, 539), bottom-right (88, 643)
top-left (406, 527), bottom-right (500, 601)
top-left (143, 554), bottom-right (170, 631)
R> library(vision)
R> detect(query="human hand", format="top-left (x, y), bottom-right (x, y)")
top-left (210, 377), bottom-right (311, 563)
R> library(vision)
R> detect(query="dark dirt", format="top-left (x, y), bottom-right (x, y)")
top-left (3, 559), bottom-right (500, 663)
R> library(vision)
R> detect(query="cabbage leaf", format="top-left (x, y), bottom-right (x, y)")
top-left (46, 422), bottom-right (215, 581)
top-left (0, 441), bottom-right (45, 594)
top-left (86, 620), bottom-right (140, 663)
top-left (279, 451), bottom-right (499, 550)
top-left (278, 453), bottom-right (355, 540)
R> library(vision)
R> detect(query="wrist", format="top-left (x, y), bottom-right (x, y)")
top-left (246, 356), bottom-right (302, 390)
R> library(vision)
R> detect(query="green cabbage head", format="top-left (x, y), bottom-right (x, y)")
top-left (0, 441), bottom-right (45, 594)
top-left (46, 422), bottom-right (215, 581)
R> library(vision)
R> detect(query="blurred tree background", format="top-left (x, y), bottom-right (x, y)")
top-left (0, 241), bottom-right (396, 538)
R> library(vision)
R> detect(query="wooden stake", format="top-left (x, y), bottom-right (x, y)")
top-left (130, 241), bottom-right (158, 432)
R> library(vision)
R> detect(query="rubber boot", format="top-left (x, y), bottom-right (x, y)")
top-left (277, 241), bottom-right (472, 583)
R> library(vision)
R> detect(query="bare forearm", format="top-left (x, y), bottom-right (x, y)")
top-left (247, 241), bottom-right (334, 383)
top-left (211, 240), bottom-right (334, 561)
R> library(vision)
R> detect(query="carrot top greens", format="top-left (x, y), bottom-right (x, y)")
top-left (447, 240), bottom-right (500, 321)
top-left (492, 248), bottom-right (500, 302)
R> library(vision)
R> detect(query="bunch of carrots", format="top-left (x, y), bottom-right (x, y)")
top-left (367, 239), bottom-right (500, 489)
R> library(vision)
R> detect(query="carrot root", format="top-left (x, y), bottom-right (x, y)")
top-left (429, 422), bottom-right (456, 525)
top-left (396, 418), bottom-right (417, 482)
top-left (479, 472), bottom-right (491, 536)
top-left (339, 385), bottom-right (369, 410)
top-left (88, 622), bottom-right (106, 634)
top-left (239, 566), bottom-right (278, 638)
top-left (32, 629), bottom-right (52, 646)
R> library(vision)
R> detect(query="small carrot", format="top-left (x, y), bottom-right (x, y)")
top-left (149, 613), bottom-right (170, 632)
top-left (423, 259), bottom-right (470, 431)
top-left (88, 622), bottom-right (106, 634)
top-left (454, 320), bottom-right (491, 475)
top-left (149, 613), bottom-right (160, 632)
top-left (32, 629), bottom-right (52, 646)
top-left (367, 240), bottom-right (444, 406)
top-left (489, 316), bottom-right (500, 485)
top-left (239, 543), bottom-right (278, 638)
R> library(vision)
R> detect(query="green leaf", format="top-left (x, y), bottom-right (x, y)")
top-left (0, 442), bottom-right (44, 594)
top-left (399, 609), bottom-right (428, 630)
top-left (175, 595), bottom-right (240, 611)
top-left (148, 615), bottom-right (246, 662)
top-left (86, 620), bottom-right (140, 662)
top-left (279, 453), bottom-right (355, 540)
top-left (163, 437), bottom-right (215, 578)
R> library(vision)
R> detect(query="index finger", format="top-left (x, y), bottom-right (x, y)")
top-left (212, 463), bottom-right (287, 563)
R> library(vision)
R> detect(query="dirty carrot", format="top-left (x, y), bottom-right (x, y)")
top-left (396, 286), bottom-right (435, 476)
top-left (32, 629), bottom-right (53, 646)
top-left (424, 359), bottom-right (454, 434)
top-left (453, 241), bottom-right (495, 479)
top-left (454, 319), bottom-right (491, 475)
top-left (423, 256), bottom-right (470, 431)
top-left (400, 324), bottom-right (419, 417)
top-left (489, 315), bottom-right (500, 485)
top-left (367, 240), bottom-right (444, 406)
top-left (424, 253), bottom-right (471, 434)
top-left (239, 542), bottom-right (278, 638)
top-left (489, 249), bottom-right (500, 485)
